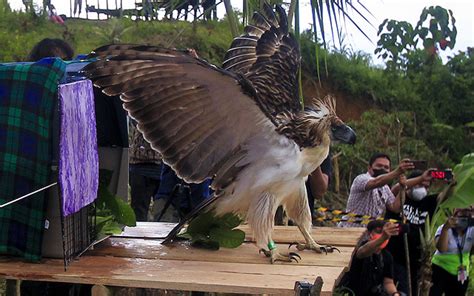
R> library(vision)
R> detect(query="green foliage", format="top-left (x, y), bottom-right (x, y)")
top-left (334, 110), bottom-right (437, 192)
top-left (300, 25), bottom-right (472, 168)
top-left (375, 5), bottom-right (457, 71)
top-left (0, 12), bottom-right (233, 65)
top-left (0, 0), bottom-right (11, 15)
top-left (181, 212), bottom-right (245, 250)
top-left (415, 6), bottom-right (457, 50)
top-left (95, 169), bottom-right (136, 235)
top-left (375, 19), bottom-right (415, 69)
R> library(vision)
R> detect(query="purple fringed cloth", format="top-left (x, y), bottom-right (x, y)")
top-left (58, 80), bottom-right (99, 216)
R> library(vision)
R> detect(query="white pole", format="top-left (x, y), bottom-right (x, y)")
top-left (0, 182), bottom-right (58, 209)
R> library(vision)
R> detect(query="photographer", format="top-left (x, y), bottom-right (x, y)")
top-left (430, 207), bottom-right (474, 296)
top-left (341, 153), bottom-right (414, 227)
top-left (338, 220), bottom-right (402, 296)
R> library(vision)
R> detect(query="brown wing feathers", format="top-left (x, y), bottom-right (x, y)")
top-left (84, 45), bottom-right (268, 185)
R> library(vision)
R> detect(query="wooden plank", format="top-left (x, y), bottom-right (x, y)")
top-left (115, 222), bottom-right (176, 239)
top-left (0, 256), bottom-right (344, 295)
top-left (0, 223), bottom-right (361, 295)
top-left (116, 223), bottom-right (364, 247)
top-left (242, 225), bottom-right (364, 247)
top-left (88, 238), bottom-right (355, 267)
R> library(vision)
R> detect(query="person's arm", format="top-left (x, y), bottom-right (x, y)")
top-left (308, 166), bottom-right (329, 199)
top-left (383, 278), bottom-right (399, 295)
top-left (356, 223), bottom-right (399, 258)
top-left (391, 169), bottom-right (431, 196)
top-left (365, 159), bottom-right (413, 191)
top-left (436, 218), bottom-right (456, 252)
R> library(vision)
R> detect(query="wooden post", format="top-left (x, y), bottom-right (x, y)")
top-left (86, 0), bottom-right (89, 18)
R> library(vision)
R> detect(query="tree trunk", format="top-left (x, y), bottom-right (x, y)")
top-left (287, 0), bottom-right (297, 29)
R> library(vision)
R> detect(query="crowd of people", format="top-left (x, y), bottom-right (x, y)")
top-left (336, 153), bottom-right (473, 296)
top-left (25, 38), bottom-right (473, 296)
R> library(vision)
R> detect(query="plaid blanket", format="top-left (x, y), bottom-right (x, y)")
top-left (0, 58), bottom-right (65, 261)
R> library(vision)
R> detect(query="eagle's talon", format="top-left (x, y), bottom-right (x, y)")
top-left (259, 248), bottom-right (271, 257)
top-left (326, 246), bottom-right (340, 253)
top-left (288, 242), bottom-right (299, 249)
top-left (318, 245), bottom-right (340, 254)
top-left (289, 252), bottom-right (301, 261)
top-left (288, 242), bottom-right (306, 251)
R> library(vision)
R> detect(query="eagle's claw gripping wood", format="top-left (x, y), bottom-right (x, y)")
top-left (289, 242), bottom-right (340, 254)
top-left (259, 248), bottom-right (301, 263)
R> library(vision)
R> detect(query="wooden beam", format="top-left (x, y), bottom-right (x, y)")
top-left (0, 256), bottom-right (343, 295)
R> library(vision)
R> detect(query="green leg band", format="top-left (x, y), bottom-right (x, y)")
top-left (267, 241), bottom-right (276, 250)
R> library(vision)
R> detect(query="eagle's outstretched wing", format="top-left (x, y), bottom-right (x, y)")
top-left (223, 3), bottom-right (301, 117)
top-left (83, 45), bottom-right (272, 187)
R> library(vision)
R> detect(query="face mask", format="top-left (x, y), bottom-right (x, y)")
top-left (411, 187), bottom-right (428, 201)
top-left (370, 233), bottom-right (389, 249)
top-left (372, 169), bottom-right (388, 177)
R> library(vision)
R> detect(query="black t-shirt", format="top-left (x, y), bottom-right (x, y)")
top-left (343, 243), bottom-right (394, 296)
top-left (384, 194), bottom-right (437, 266)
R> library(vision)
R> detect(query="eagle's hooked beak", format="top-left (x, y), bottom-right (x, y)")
top-left (331, 123), bottom-right (356, 145)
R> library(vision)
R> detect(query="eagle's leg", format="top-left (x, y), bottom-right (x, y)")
top-left (286, 183), bottom-right (339, 254)
top-left (248, 192), bottom-right (301, 264)
top-left (293, 225), bottom-right (340, 254)
top-left (259, 241), bottom-right (301, 263)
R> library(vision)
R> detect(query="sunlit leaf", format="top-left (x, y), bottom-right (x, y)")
top-left (209, 227), bottom-right (245, 248)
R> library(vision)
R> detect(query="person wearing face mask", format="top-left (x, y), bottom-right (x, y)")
top-left (341, 153), bottom-right (414, 227)
top-left (384, 170), bottom-right (437, 296)
top-left (336, 220), bottom-right (402, 296)
top-left (430, 207), bottom-right (474, 296)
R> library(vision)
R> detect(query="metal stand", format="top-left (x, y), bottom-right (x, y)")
top-left (294, 276), bottom-right (323, 296)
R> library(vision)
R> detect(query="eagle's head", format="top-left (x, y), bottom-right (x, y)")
top-left (275, 95), bottom-right (356, 148)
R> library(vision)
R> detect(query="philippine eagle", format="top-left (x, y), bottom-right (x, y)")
top-left (84, 3), bottom-right (356, 263)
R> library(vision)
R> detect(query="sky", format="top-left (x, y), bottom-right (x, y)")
top-left (8, 0), bottom-right (474, 64)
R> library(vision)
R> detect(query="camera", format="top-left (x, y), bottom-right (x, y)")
top-left (430, 169), bottom-right (453, 181)
top-left (294, 281), bottom-right (312, 296)
top-left (397, 223), bottom-right (410, 235)
top-left (454, 217), bottom-right (474, 228)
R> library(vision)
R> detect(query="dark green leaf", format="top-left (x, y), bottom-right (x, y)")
top-left (218, 213), bottom-right (242, 229)
top-left (101, 220), bottom-right (123, 235)
top-left (209, 227), bottom-right (245, 249)
top-left (186, 211), bottom-right (216, 235)
top-left (191, 238), bottom-right (220, 250)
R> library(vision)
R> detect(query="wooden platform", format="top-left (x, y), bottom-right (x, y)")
top-left (0, 222), bottom-right (364, 295)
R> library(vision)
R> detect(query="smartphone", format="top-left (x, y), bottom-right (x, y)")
top-left (430, 169), bottom-right (453, 181)
top-left (411, 160), bottom-right (427, 170)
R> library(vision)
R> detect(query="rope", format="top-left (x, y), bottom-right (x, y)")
top-left (313, 206), bottom-right (402, 225)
